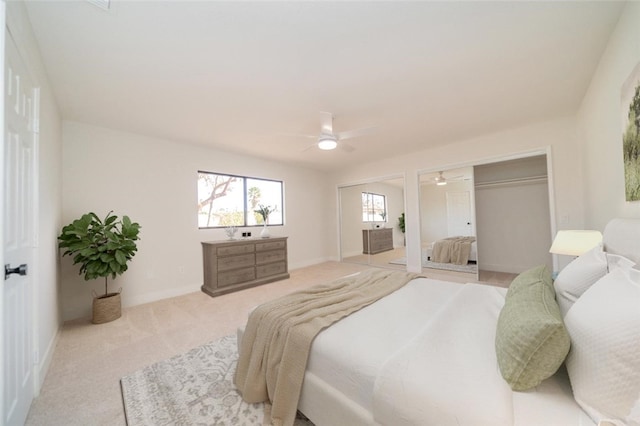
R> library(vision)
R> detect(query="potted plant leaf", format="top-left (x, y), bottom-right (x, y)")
top-left (58, 211), bottom-right (141, 324)
top-left (398, 213), bottom-right (405, 246)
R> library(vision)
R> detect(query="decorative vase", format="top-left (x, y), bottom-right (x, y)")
top-left (92, 292), bottom-right (122, 324)
top-left (224, 226), bottom-right (237, 240)
top-left (260, 223), bottom-right (270, 238)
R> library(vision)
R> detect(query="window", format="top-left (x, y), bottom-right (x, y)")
top-left (197, 171), bottom-right (283, 228)
top-left (362, 192), bottom-right (387, 222)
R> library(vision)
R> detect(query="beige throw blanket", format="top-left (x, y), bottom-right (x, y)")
top-left (234, 269), bottom-right (420, 426)
top-left (432, 236), bottom-right (476, 265)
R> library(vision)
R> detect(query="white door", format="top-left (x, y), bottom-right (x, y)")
top-left (446, 191), bottom-right (473, 237)
top-left (3, 30), bottom-right (38, 426)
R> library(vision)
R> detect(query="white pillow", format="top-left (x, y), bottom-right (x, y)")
top-left (554, 246), bottom-right (634, 318)
top-left (564, 268), bottom-right (640, 426)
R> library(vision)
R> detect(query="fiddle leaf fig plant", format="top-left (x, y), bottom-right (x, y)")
top-left (58, 211), bottom-right (141, 296)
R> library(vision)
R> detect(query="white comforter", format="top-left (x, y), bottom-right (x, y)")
top-left (302, 279), bottom-right (595, 426)
top-left (373, 283), bottom-right (513, 425)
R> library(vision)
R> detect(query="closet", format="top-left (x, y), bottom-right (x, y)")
top-left (418, 153), bottom-right (553, 278)
top-left (473, 155), bottom-right (552, 274)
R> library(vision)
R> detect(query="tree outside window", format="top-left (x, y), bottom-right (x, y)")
top-left (362, 192), bottom-right (387, 222)
top-left (197, 172), bottom-right (283, 228)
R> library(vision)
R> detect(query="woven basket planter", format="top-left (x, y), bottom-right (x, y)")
top-left (92, 292), bottom-right (122, 324)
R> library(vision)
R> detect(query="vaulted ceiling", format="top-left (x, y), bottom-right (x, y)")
top-left (25, 1), bottom-right (624, 171)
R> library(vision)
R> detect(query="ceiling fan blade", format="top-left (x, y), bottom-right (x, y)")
top-left (301, 142), bottom-right (318, 152)
top-left (320, 111), bottom-right (334, 135)
top-left (339, 142), bottom-right (355, 153)
top-left (336, 126), bottom-right (377, 141)
top-left (279, 132), bottom-right (317, 140)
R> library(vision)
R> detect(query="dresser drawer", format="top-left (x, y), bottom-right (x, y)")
top-left (256, 240), bottom-right (286, 251)
top-left (256, 262), bottom-right (287, 279)
top-left (218, 253), bottom-right (255, 271)
top-left (256, 249), bottom-right (286, 265)
top-left (218, 268), bottom-right (256, 287)
top-left (370, 230), bottom-right (392, 242)
top-left (217, 244), bottom-right (254, 256)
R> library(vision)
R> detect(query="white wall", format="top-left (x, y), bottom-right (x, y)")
top-left (331, 116), bottom-right (582, 273)
top-left (61, 121), bottom-right (331, 320)
top-left (578, 2), bottom-right (640, 230)
top-left (6, 1), bottom-right (63, 390)
top-left (339, 184), bottom-right (366, 257)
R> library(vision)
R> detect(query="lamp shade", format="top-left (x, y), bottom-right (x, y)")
top-left (549, 230), bottom-right (603, 256)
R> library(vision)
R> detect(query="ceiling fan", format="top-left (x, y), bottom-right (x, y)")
top-left (433, 171), bottom-right (465, 186)
top-left (297, 112), bottom-right (377, 152)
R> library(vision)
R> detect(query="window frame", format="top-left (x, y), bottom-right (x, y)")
top-left (197, 171), bottom-right (284, 229)
top-left (362, 191), bottom-right (387, 223)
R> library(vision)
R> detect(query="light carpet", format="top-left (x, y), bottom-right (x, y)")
top-left (389, 255), bottom-right (478, 274)
top-left (120, 334), bottom-right (313, 426)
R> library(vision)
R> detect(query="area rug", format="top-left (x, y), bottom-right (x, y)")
top-left (389, 253), bottom-right (478, 274)
top-left (120, 334), bottom-right (313, 426)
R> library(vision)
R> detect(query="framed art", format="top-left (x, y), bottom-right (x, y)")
top-left (622, 61), bottom-right (640, 201)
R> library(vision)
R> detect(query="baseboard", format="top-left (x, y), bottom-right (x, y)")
top-left (342, 250), bottom-right (362, 258)
top-left (289, 257), bottom-right (336, 270)
top-left (124, 283), bottom-right (202, 308)
top-left (34, 325), bottom-right (61, 396)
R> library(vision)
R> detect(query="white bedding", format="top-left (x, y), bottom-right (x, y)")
top-left (298, 279), bottom-right (595, 426)
top-left (306, 278), bottom-right (463, 415)
top-left (426, 239), bottom-right (478, 262)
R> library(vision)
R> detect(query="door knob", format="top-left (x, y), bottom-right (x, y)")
top-left (5, 263), bottom-right (27, 280)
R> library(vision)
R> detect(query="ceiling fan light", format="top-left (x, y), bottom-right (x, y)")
top-left (318, 136), bottom-right (337, 150)
top-left (436, 180), bottom-right (447, 186)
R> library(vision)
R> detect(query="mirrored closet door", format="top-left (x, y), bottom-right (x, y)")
top-left (339, 177), bottom-right (406, 270)
top-left (418, 167), bottom-right (479, 279)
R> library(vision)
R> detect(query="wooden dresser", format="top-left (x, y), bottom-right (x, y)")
top-left (362, 228), bottom-right (393, 254)
top-left (201, 237), bottom-right (289, 297)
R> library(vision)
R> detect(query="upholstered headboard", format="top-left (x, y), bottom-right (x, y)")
top-left (602, 218), bottom-right (640, 264)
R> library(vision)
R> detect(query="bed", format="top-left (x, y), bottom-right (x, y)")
top-left (425, 236), bottom-right (478, 263)
top-left (236, 218), bottom-right (640, 426)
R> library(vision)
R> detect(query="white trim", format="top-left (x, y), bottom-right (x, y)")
top-left (34, 326), bottom-right (60, 395)
top-left (0, 3), bottom-right (6, 422)
top-left (124, 283), bottom-right (202, 308)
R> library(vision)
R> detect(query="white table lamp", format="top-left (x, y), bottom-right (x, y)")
top-left (549, 230), bottom-right (603, 257)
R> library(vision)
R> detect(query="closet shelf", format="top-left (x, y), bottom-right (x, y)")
top-left (474, 175), bottom-right (548, 189)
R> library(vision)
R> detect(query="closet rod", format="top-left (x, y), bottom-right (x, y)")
top-left (474, 175), bottom-right (548, 189)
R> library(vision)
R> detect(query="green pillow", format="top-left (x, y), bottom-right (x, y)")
top-left (495, 265), bottom-right (570, 391)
